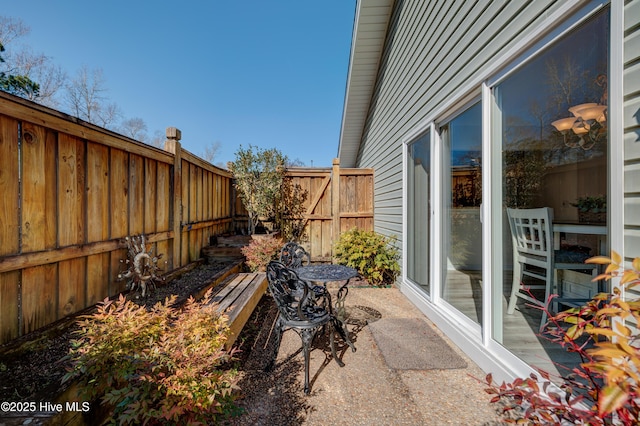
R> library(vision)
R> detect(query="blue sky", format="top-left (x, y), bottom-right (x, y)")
top-left (2, 1), bottom-right (356, 167)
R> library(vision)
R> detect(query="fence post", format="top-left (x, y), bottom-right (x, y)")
top-left (164, 127), bottom-right (182, 269)
top-left (331, 158), bottom-right (341, 262)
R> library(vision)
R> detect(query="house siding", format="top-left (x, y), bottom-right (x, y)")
top-left (624, 0), bottom-right (640, 305)
top-left (354, 0), bottom-right (562, 243)
top-left (343, 0), bottom-right (639, 382)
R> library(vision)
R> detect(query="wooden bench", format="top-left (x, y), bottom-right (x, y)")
top-left (210, 272), bottom-right (268, 349)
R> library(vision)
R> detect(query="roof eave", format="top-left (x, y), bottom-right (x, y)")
top-left (338, 0), bottom-right (394, 168)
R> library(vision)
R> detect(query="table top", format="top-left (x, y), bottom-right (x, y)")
top-left (294, 264), bottom-right (358, 282)
top-left (553, 221), bottom-right (607, 235)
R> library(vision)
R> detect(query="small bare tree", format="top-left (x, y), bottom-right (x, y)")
top-left (13, 50), bottom-right (66, 108)
top-left (149, 129), bottom-right (166, 148)
top-left (64, 66), bottom-right (121, 128)
top-left (120, 117), bottom-right (149, 142)
top-left (202, 141), bottom-right (222, 163)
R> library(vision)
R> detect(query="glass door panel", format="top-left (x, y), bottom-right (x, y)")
top-left (441, 102), bottom-right (482, 324)
top-left (492, 8), bottom-right (609, 375)
top-left (407, 132), bottom-right (431, 294)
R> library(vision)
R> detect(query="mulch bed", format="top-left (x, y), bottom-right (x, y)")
top-left (0, 260), bottom-right (245, 403)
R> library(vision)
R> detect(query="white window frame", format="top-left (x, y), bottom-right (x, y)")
top-left (402, 123), bottom-right (435, 297)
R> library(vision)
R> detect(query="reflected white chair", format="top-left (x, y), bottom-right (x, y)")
top-left (506, 207), bottom-right (598, 331)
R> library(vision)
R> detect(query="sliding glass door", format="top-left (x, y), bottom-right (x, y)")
top-left (492, 7), bottom-right (609, 373)
top-left (440, 103), bottom-right (483, 324)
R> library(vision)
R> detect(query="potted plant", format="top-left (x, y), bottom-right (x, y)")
top-left (571, 194), bottom-right (606, 223)
top-left (228, 145), bottom-right (288, 236)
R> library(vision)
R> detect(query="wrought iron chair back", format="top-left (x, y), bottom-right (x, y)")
top-left (279, 241), bottom-right (332, 309)
top-left (279, 242), bottom-right (310, 268)
top-left (266, 260), bottom-right (324, 323)
top-left (265, 261), bottom-right (355, 394)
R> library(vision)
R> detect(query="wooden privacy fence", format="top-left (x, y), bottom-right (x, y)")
top-left (287, 159), bottom-right (374, 262)
top-left (0, 92), bottom-right (239, 344)
top-left (0, 92), bottom-right (373, 346)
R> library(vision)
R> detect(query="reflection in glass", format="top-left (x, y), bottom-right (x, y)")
top-left (494, 8), bottom-right (609, 375)
top-left (441, 102), bottom-right (482, 324)
top-left (407, 132), bottom-right (430, 294)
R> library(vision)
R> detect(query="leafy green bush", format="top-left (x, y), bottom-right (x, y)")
top-left (334, 228), bottom-right (400, 286)
top-left (63, 291), bottom-right (240, 425)
top-left (228, 145), bottom-right (287, 234)
top-left (486, 251), bottom-right (639, 425)
top-left (241, 236), bottom-right (283, 271)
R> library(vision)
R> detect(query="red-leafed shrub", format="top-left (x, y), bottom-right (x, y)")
top-left (63, 290), bottom-right (240, 425)
top-left (241, 235), bottom-right (283, 272)
top-left (486, 252), bottom-right (640, 425)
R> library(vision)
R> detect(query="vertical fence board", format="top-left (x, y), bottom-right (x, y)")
top-left (21, 123), bottom-right (46, 253)
top-left (129, 154), bottom-right (144, 235)
top-left (195, 166), bottom-right (203, 257)
top-left (58, 258), bottom-right (85, 318)
top-left (87, 142), bottom-right (110, 242)
top-left (87, 253), bottom-right (109, 305)
top-left (156, 162), bottom-right (171, 269)
top-left (144, 158), bottom-right (157, 234)
top-left (20, 124), bottom-right (58, 335)
top-left (86, 142), bottom-right (111, 304)
top-left (76, 139), bottom-right (86, 244)
top-left (22, 265), bottom-right (57, 334)
top-left (218, 174), bottom-right (224, 219)
top-left (196, 167), bottom-right (203, 223)
top-left (58, 134), bottom-right (82, 247)
top-left (109, 148), bottom-right (129, 296)
top-left (110, 149), bottom-right (129, 238)
top-left (213, 174), bottom-right (219, 219)
top-left (0, 115), bottom-right (20, 256)
top-left (156, 162), bottom-right (170, 231)
top-left (0, 272), bottom-right (20, 341)
top-left (188, 162), bottom-right (195, 223)
top-left (363, 174), bottom-right (373, 214)
top-left (181, 160), bottom-right (190, 266)
top-left (207, 172), bottom-right (213, 220)
top-left (341, 175), bottom-right (354, 214)
top-left (44, 129), bottom-right (58, 248)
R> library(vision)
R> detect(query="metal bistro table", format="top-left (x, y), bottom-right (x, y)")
top-left (294, 264), bottom-right (359, 321)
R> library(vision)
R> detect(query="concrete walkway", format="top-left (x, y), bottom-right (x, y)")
top-left (230, 286), bottom-right (505, 425)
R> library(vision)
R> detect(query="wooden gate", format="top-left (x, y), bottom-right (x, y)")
top-left (287, 159), bottom-right (374, 262)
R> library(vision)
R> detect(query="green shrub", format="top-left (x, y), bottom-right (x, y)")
top-left (334, 228), bottom-right (400, 286)
top-left (63, 291), bottom-right (240, 425)
top-left (241, 236), bottom-right (283, 271)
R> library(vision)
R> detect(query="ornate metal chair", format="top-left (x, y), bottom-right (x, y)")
top-left (265, 261), bottom-right (355, 394)
top-left (279, 241), bottom-right (310, 268)
top-left (279, 242), bottom-right (329, 308)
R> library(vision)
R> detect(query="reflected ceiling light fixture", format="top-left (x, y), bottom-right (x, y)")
top-left (551, 74), bottom-right (607, 150)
